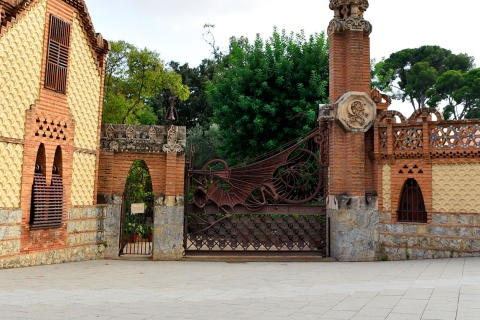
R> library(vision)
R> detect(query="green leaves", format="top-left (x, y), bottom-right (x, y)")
top-left (207, 28), bottom-right (329, 164)
top-left (102, 41), bottom-right (190, 125)
top-left (374, 45), bottom-right (474, 113)
top-left (432, 68), bottom-right (480, 119)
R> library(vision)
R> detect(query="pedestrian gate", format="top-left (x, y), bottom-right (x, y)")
top-left (119, 197), bottom-right (154, 256)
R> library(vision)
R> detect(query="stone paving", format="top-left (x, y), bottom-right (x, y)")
top-left (1, 257), bottom-right (480, 319)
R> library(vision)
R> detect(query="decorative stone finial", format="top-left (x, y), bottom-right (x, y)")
top-left (328, 0), bottom-right (372, 35)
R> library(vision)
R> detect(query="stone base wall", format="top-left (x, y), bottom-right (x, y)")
top-left (379, 212), bottom-right (480, 260)
top-left (97, 194), bottom-right (122, 259)
top-left (153, 195), bottom-right (184, 261)
top-left (0, 207), bottom-right (106, 269)
top-left (0, 245), bottom-right (104, 269)
top-left (328, 196), bottom-right (379, 262)
top-left (0, 209), bottom-right (22, 258)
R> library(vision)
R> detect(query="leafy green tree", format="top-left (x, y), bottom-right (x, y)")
top-left (103, 41), bottom-right (190, 124)
top-left (374, 45), bottom-right (474, 112)
top-left (186, 124), bottom-right (222, 169)
top-left (430, 68), bottom-right (480, 119)
top-left (206, 28), bottom-right (329, 163)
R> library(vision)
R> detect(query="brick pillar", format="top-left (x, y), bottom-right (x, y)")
top-left (325, 0), bottom-right (378, 261)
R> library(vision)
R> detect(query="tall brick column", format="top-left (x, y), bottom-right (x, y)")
top-left (322, 0), bottom-right (379, 261)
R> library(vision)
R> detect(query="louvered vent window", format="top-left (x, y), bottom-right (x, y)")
top-left (397, 178), bottom-right (427, 223)
top-left (44, 15), bottom-right (71, 93)
top-left (30, 164), bottom-right (64, 229)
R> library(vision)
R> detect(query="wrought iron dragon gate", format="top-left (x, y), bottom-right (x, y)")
top-left (184, 124), bottom-right (329, 257)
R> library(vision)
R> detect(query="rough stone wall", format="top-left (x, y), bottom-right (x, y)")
top-left (152, 196), bottom-right (184, 260)
top-left (0, 210), bottom-right (22, 258)
top-left (328, 196), bottom-right (379, 261)
top-left (380, 212), bottom-right (480, 260)
top-left (98, 195), bottom-right (122, 259)
top-left (1, 206), bottom-right (105, 269)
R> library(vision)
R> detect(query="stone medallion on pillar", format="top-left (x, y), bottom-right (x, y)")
top-left (336, 91), bottom-right (376, 132)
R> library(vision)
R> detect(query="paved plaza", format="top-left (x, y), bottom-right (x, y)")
top-left (1, 257), bottom-right (480, 320)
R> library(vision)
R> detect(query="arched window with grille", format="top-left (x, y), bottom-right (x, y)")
top-left (397, 178), bottom-right (427, 223)
top-left (30, 146), bottom-right (64, 229)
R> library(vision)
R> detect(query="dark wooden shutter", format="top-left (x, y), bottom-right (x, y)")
top-left (45, 15), bottom-right (70, 93)
top-left (30, 168), bottom-right (64, 229)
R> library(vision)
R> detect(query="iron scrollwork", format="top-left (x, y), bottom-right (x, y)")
top-left (189, 127), bottom-right (328, 212)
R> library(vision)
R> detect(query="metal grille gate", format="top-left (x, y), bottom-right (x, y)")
top-left (119, 196), bottom-right (154, 256)
top-left (185, 125), bottom-right (329, 257)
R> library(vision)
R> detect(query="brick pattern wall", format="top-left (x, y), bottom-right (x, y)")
top-left (0, 0), bottom-right (46, 140)
top-left (376, 111), bottom-right (480, 260)
top-left (328, 12), bottom-right (372, 197)
top-left (0, 0), bottom-right (108, 268)
top-left (97, 151), bottom-right (185, 198)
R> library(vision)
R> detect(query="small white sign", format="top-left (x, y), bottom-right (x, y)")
top-left (131, 203), bottom-right (145, 214)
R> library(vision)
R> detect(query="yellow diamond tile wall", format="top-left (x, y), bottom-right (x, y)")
top-left (0, 0), bottom-right (46, 139)
top-left (71, 152), bottom-right (96, 206)
top-left (0, 142), bottom-right (24, 208)
top-left (433, 163), bottom-right (480, 213)
top-left (382, 164), bottom-right (391, 211)
top-left (67, 14), bottom-right (101, 151)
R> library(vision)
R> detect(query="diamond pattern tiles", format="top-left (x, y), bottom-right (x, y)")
top-left (432, 163), bottom-right (480, 213)
top-left (0, 0), bottom-right (47, 139)
top-left (71, 152), bottom-right (96, 206)
top-left (67, 14), bottom-right (101, 151)
top-left (0, 142), bottom-right (24, 208)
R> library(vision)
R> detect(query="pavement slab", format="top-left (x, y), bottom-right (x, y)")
top-left (0, 257), bottom-right (479, 319)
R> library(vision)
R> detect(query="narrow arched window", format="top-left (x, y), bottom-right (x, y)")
top-left (30, 144), bottom-right (47, 228)
top-left (397, 178), bottom-right (427, 223)
top-left (49, 146), bottom-right (64, 227)
top-left (30, 146), bottom-right (63, 229)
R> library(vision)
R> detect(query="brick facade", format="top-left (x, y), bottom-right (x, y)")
top-left (325, 0), bottom-right (480, 261)
top-left (0, 0), bottom-right (109, 268)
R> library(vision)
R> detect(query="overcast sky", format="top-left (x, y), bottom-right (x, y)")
top-left (85, 0), bottom-right (480, 117)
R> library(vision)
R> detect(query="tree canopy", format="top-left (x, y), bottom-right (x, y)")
top-left (102, 41), bottom-right (190, 125)
top-left (206, 28), bottom-right (329, 163)
top-left (373, 45), bottom-right (475, 115)
top-left (429, 68), bottom-right (480, 119)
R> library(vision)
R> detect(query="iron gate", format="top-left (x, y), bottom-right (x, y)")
top-left (119, 195), bottom-right (154, 256)
top-left (185, 124), bottom-right (329, 257)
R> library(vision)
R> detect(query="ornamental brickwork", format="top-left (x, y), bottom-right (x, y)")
top-left (326, 0), bottom-right (480, 261)
top-left (0, 0), bottom-right (109, 268)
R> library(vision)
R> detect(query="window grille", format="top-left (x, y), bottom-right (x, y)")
top-left (30, 164), bottom-right (64, 229)
top-left (397, 178), bottom-right (427, 223)
top-left (44, 15), bottom-right (71, 93)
